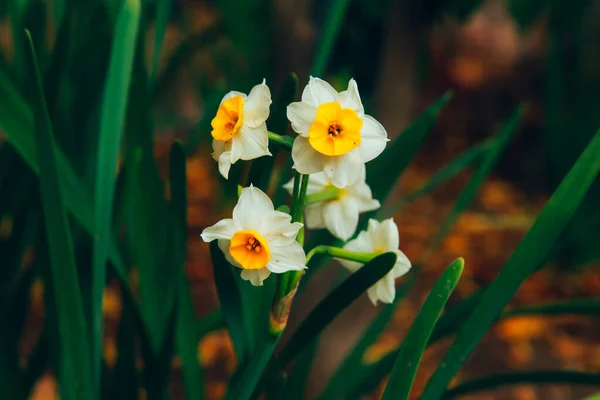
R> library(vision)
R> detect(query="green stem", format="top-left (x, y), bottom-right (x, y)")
top-left (286, 175), bottom-right (310, 292)
top-left (304, 185), bottom-right (341, 205)
top-left (306, 245), bottom-right (379, 265)
top-left (268, 131), bottom-right (294, 150)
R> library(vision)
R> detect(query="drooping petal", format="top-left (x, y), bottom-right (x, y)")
top-left (292, 136), bottom-right (326, 175)
top-left (357, 115), bottom-right (388, 162)
top-left (217, 152), bottom-right (233, 179)
top-left (336, 79), bottom-right (364, 114)
top-left (323, 198), bottom-right (359, 241)
top-left (221, 90), bottom-right (247, 104)
top-left (322, 151), bottom-right (363, 188)
top-left (244, 80), bottom-right (272, 128)
top-left (240, 268), bottom-right (272, 286)
top-left (267, 241), bottom-right (306, 273)
top-left (372, 218), bottom-right (400, 251)
top-left (201, 219), bottom-right (239, 242)
top-left (368, 274), bottom-right (395, 305)
top-left (263, 210), bottom-right (303, 246)
top-left (304, 204), bottom-right (326, 229)
top-left (301, 76), bottom-right (338, 107)
top-left (230, 123), bottom-right (271, 163)
top-left (287, 102), bottom-right (317, 137)
top-left (233, 186), bottom-right (275, 230)
top-left (392, 249), bottom-right (411, 278)
top-left (212, 140), bottom-right (233, 179)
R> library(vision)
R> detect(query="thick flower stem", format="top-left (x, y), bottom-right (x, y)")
top-left (267, 131), bottom-right (294, 150)
top-left (304, 185), bottom-right (341, 205)
top-left (306, 245), bottom-right (379, 265)
top-left (286, 174), bottom-right (310, 293)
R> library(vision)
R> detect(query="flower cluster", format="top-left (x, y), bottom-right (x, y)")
top-left (201, 76), bottom-right (411, 305)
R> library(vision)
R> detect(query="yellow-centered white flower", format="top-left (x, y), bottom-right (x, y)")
top-left (283, 165), bottom-right (380, 241)
top-left (211, 80), bottom-right (272, 179)
top-left (337, 218), bottom-right (411, 305)
top-left (287, 77), bottom-right (388, 188)
top-left (201, 186), bottom-right (306, 286)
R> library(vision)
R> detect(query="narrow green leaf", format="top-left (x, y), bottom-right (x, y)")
top-left (382, 258), bottom-right (464, 400)
top-left (386, 138), bottom-right (494, 213)
top-left (311, 0), bottom-right (351, 76)
top-left (367, 91), bottom-right (453, 202)
top-left (421, 106), bottom-right (525, 262)
top-left (281, 339), bottom-right (319, 400)
top-left (197, 308), bottom-right (224, 338)
top-left (420, 127), bottom-right (600, 400)
top-left (150, 0), bottom-right (171, 83)
top-left (24, 30), bottom-right (93, 400)
top-left (444, 370), bottom-right (600, 399)
top-left (318, 277), bottom-right (415, 400)
top-left (91, 0), bottom-right (140, 388)
top-left (210, 241), bottom-right (248, 361)
top-left (171, 142), bottom-right (206, 400)
top-left (226, 338), bottom-right (279, 400)
top-left (273, 252), bottom-right (397, 376)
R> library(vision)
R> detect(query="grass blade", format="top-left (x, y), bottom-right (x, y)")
top-left (271, 253), bottom-right (398, 380)
top-left (382, 258), bottom-right (464, 400)
top-left (386, 138), bottom-right (495, 213)
top-left (281, 339), bottom-right (319, 400)
top-left (420, 127), bottom-right (600, 400)
top-left (171, 142), bottom-right (206, 400)
top-left (91, 0), bottom-right (140, 388)
top-left (210, 241), bottom-right (248, 361)
top-left (367, 91), bottom-right (453, 202)
top-left (311, 0), bottom-right (351, 76)
top-left (24, 30), bottom-right (93, 399)
top-left (444, 370), bottom-right (600, 399)
top-left (318, 276), bottom-right (415, 400)
top-left (150, 0), bottom-right (171, 83)
top-left (420, 106), bottom-right (525, 262)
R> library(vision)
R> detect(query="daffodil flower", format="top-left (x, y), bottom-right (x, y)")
top-left (211, 80), bottom-right (272, 179)
top-left (201, 186), bottom-right (306, 286)
top-left (337, 218), bottom-right (411, 305)
top-left (283, 165), bottom-right (380, 241)
top-left (287, 77), bottom-right (388, 188)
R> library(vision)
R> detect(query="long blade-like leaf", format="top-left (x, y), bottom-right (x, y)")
top-left (382, 258), bottom-right (464, 400)
top-left (25, 30), bottom-right (93, 400)
top-left (420, 127), bottom-right (600, 400)
top-left (311, 0), bottom-right (351, 76)
top-left (91, 0), bottom-right (140, 387)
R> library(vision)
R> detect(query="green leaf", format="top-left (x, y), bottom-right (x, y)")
top-left (382, 258), bottom-right (464, 400)
top-left (150, 0), bottom-right (170, 83)
top-left (91, 0), bottom-right (140, 387)
top-left (24, 30), bottom-right (93, 400)
top-left (271, 252), bottom-right (398, 380)
top-left (171, 142), bottom-right (206, 400)
top-left (311, 0), bottom-right (351, 76)
top-left (210, 241), bottom-right (248, 361)
top-left (420, 127), bottom-right (600, 400)
top-left (281, 339), bottom-right (318, 400)
top-left (386, 138), bottom-right (495, 213)
top-left (444, 370), bottom-right (600, 399)
top-left (421, 106), bottom-right (525, 262)
top-left (318, 277), bottom-right (415, 400)
top-left (367, 91), bottom-right (453, 202)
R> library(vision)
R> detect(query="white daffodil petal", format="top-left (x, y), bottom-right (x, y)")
top-left (244, 80), bottom-right (272, 128)
top-left (338, 230), bottom-right (374, 272)
top-left (304, 205), bottom-right (326, 229)
top-left (284, 172), bottom-right (329, 196)
top-left (217, 152), bottom-right (232, 179)
top-left (221, 90), bottom-right (247, 104)
top-left (323, 198), bottom-right (359, 241)
top-left (376, 275), bottom-right (396, 304)
top-left (217, 239), bottom-right (243, 269)
top-left (393, 250), bottom-right (412, 278)
top-left (267, 242), bottom-right (306, 273)
top-left (201, 219), bottom-right (239, 242)
top-left (373, 218), bottom-right (400, 251)
top-left (345, 179), bottom-right (380, 212)
top-left (287, 102), bottom-right (317, 136)
top-left (233, 186), bottom-right (275, 230)
top-left (264, 211), bottom-right (303, 246)
top-left (292, 136), bottom-right (326, 175)
top-left (231, 124), bottom-right (271, 163)
top-left (301, 76), bottom-right (338, 107)
top-left (367, 287), bottom-right (380, 305)
top-left (211, 139), bottom-right (227, 162)
top-left (323, 152), bottom-right (363, 188)
top-left (357, 115), bottom-right (388, 162)
top-left (337, 79), bottom-right (364, 114)
top-left (240, 268), bottom-right (272, 286)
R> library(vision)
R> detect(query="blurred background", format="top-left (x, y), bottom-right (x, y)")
top-left (4, 0), bottom-right (600, 398)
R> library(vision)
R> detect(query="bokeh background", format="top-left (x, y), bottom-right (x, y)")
top-left (8, 0), bottom-right (600, 398)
